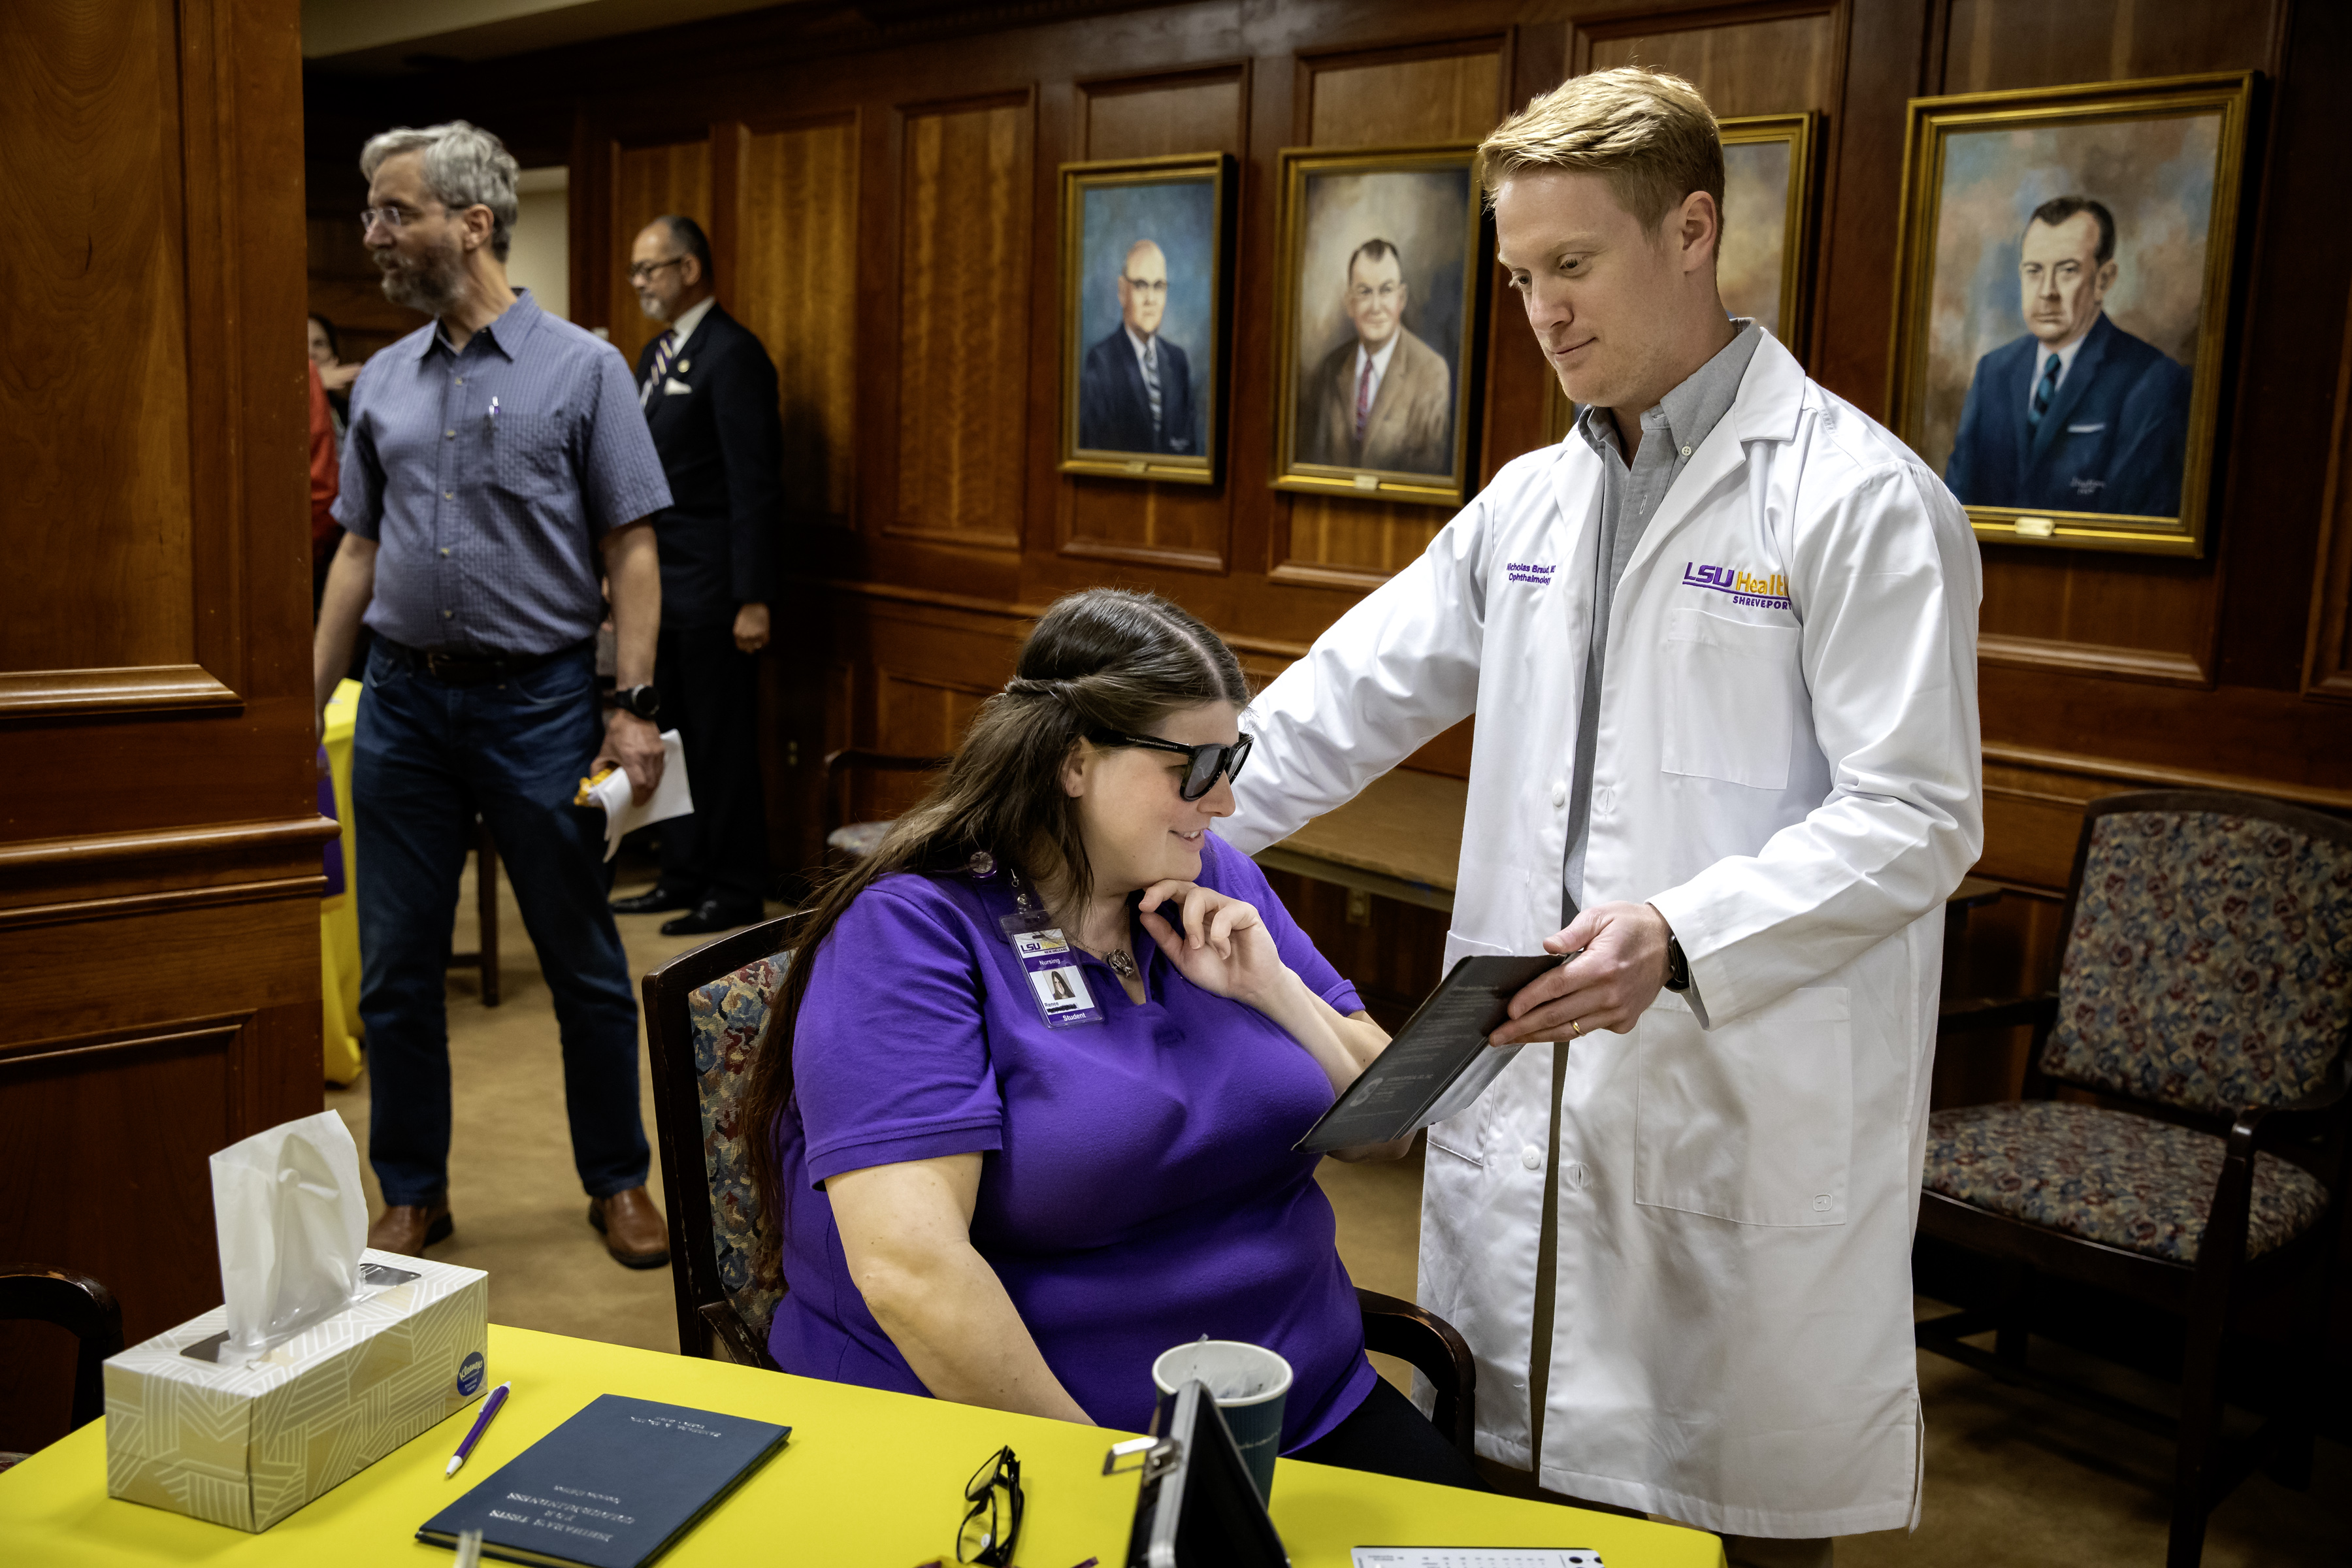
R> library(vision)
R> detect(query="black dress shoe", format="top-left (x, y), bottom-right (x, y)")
top-left (611, 884), bottom-right (701, 915)
top-left (661, 898), bottom-right (765, 936)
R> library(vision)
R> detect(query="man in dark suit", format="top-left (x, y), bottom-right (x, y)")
top-left (1944, 196), bottom-right (2191, 519)
top-left (609, 214), bottom-right (785, 936)
top-left (1076, 239), bottom-right (1200, 455)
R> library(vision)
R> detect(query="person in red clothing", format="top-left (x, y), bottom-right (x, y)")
top-left (308, 357), bottom-right (342, 613)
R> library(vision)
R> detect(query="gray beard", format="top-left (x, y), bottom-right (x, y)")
top-left (378, 235), bottom-right (466, 316)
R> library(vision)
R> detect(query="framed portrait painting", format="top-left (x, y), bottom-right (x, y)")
top-left (1272, 144), bottom-right (1485, 506)
top-left (1548, 112), bottom-right (1818, 442)
top-left (1887, 72), bottom-right (2256, 555)
top-left (1058, 153), bottom-right (1235, 485)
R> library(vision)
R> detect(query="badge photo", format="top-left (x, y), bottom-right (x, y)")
top-left (1028, 962), bottom-right (1092, 1017)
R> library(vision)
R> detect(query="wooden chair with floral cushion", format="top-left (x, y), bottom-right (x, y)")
top-left (1921, 789), bottom-right (2352, 1568)
top-left (819, 748), bottom-right (951, 869)
top-left (640, 915), bottom-right (1482, 1456)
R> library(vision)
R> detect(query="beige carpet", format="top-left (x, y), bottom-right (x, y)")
top-left (328, 860), bottom-right (2348, 1565)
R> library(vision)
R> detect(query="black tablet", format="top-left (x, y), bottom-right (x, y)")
top-left (1294, 952), bottom-right (1565, 1152)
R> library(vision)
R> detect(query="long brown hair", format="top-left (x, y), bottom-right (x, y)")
top-left (742, 589), bottom-right (1250, 1293)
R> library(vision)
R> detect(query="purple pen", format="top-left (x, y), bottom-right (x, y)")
top-left (446, 1380), bottom-right (512, 1477)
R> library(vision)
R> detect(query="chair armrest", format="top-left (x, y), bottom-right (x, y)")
top-left (698, 1300), bottom-right (782, 1373)
top-left (1356, 1287), bottom-right (1477, 1458)
top-left (1935, 992), bottom-right (2058, 1038)
top-left (2232, 1070), bottom-right (2352, 1154)
top-left (820, 748), bottom-right (953, 777)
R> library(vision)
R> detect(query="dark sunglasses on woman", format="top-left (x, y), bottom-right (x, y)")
top-left (1090, 729), bottom-right (1254, 802)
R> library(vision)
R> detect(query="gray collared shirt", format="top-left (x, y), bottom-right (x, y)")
top-left (334, 288), bottom-right (672, 655)
top-left (1560, 319), bottom-right (1763, 917)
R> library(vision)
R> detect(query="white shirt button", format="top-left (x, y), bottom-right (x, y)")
top-left (1595, 786), bottom-right (1615, 815)
top-left (1550, 781), bottom-right (1567, 808)
top-left (1813, 1194), bottom-right (1833, 1211)
top-left (1520, 1145), bottom-right (1543, 1171)
top-left (1565, 1161), bottom-right (1590, 1190)
top-left (1680, 444), bottom-right (1692, 457)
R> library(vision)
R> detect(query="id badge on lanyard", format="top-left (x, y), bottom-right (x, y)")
top-left (993, 865), bottom-right (1103, 1028)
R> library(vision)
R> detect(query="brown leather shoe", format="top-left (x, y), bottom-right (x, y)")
top-left (587, 1187), bottom-right (670, 1269)
top-left (368, 1196), bottom-right (453, 1256)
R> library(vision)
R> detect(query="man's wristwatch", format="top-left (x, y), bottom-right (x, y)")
top-left (613, 683), bottom-right (661, 721)
top-left (1663, 934), bottom-right (1691, 993)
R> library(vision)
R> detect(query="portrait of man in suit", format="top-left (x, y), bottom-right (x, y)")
top-left (1075, 239), bottom-right (1198, 455)
top-left (1943, 196), bottom-right (2192, 517)
top-left (1296, 238), bottom-right (1453, 476)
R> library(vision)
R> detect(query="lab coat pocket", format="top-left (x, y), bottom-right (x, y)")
top-left (1427, 928), bottom-right (1517, 1162)
top-left (1634, 986), bottom-right (1852, 1226)
top-left (1661, 607), bottom-right (1799, 790)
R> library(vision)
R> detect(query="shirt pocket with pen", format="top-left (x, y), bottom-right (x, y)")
top-left (487, 411), bottom-right (573, 498)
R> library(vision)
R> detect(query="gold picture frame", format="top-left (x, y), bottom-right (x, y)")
top-left (1271, 142), bottom-right (1486, 506)
top-left (1543, 111), bottom-right (1820, 444)
top-left (1886, 72), bottom-right (2257, 557)
top-left (1057, 152), bottom-right (1235, 485)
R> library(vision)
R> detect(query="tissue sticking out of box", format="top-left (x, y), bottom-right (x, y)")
top-left (209, 1111), bottom-right (370, 1359)
top-left (574, 728), bottom-right (693, 860)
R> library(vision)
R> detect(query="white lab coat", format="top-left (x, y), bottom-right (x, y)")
top-left (1224, 332), bottom-right (1982, 1537)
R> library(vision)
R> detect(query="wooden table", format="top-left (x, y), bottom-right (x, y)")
top-left (1259, 770), bottom-right (2006, 931)
top-left (1256, 769), bottom-right (1467, 911)
top-left (0, 1324), bottom-right (1725, 1567)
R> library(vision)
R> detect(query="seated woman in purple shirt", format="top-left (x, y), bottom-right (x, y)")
top-left (737, 587), bottom-right (1482, 1488)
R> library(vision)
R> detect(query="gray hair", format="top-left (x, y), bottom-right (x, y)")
top-left (360, 121), bottom-right (520, 261)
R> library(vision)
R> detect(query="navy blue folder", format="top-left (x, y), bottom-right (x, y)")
top-left (418, 1394), bottom-right (791, 1568)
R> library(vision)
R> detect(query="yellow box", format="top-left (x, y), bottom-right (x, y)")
top-left (103, 1250), bottom-right (488, 1531)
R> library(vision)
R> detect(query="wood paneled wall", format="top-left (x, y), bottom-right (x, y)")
top-left (322, 0), bottom-right (2352, 996)
top-left (730, 115), bottom-right (860, 525)
top-left (608, 139), bottom-right (712, 369)
top-left (3, 0), bottom-right (326, 1453)
top-left (892, 95), bottom-right (1035, 548)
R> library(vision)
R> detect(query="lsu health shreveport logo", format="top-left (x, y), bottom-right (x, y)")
top-left (1681, 561), bottom-right (1791, 611)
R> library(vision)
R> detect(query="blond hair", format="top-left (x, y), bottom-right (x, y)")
top-left (1477, 68), bottom-right (1723, 231)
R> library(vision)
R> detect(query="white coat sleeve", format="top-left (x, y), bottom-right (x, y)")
top-left (1220, 492), bottom-right (1494, 854)
top-left (1646, 459), bottom-right (1984, 1024)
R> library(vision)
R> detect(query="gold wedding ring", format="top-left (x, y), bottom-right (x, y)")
top-left (1569, 1017), bottom-right (1584, 1037)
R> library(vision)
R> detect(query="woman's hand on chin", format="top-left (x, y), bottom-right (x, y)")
top-left (1137, 879), bottom-right (1293, 1011)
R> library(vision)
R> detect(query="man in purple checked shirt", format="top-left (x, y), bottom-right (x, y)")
top-left (312, 120), bottom-right (674, 1271)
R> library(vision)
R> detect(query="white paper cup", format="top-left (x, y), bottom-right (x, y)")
top-left (1151, 1339), bottom-right (1292, 1500)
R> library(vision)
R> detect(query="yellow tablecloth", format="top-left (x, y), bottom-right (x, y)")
top-left (0, 1325), bottom-right (1724, 1566)
top-left (322, 676), bottom-right (364, 1086)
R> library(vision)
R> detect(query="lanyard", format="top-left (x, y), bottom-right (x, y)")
top-left (986, 862), bottom-right (1103, 1028)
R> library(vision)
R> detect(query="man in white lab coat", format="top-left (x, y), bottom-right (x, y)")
top-left (1220, 69), bottom-right (1983, 1565)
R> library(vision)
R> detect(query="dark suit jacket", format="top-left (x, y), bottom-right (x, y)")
top-left (1075, 328), bottom-right (1200, 455)
top-left (634, 303), bottom-right (785, 627)
top-left (1944, 312), bottom-right (2191, 518)
top-left (1296, 325), bottom-right (1453, 476)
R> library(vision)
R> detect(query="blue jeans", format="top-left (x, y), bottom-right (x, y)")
top-left (353, 642), bottom-right (650, 1205)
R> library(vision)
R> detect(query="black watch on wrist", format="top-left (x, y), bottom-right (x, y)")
top-left (1663, 934), bottom-right (1691, 993)
top-left (614, 683), bottom-right (661, 721)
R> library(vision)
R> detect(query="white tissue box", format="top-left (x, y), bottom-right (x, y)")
top-left (103, 1249), bottom-right (489, 1531)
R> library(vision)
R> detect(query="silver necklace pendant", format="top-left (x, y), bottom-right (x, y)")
top-left (1071, 933), bottom-right (1138, 977)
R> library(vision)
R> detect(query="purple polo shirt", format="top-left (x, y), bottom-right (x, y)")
top-left (768, 832), bottom-right (1380, 1449)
